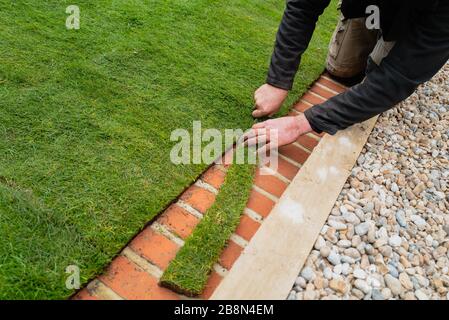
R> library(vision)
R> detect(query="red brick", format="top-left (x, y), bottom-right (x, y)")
top-left (294, 101), bottom-right (313, 113)
top-left (246, 189), bottom-right (275, 218)
top-left (157, 204), bottom-right (199, 239)
top-left (254, 168), bottom-right (288, 198)
top-left (219, 240), bottom-right (244, 270)
top-left (180, 185), bottom-right (216, 213)
top-left (100, 256), bottom-right (179, 300)
top-left (302, 92), bottom-right (326, 105)
top-left (312, 131), bottom-right (326, 138)
top-left (201, 271), bottom-right (223, 299)
top-left (288, 110), bottom-right (300, 117)
top-left (129, 228), bottom-right (179, 270)
top-left (296, 134), bottom-right (319, 151)
top-left (279, 144), bottom-right (310, 165)
top-left (274, 156), bottom-right (300, 181)
top-left (310, 84), bottom-right (337, 99)
top-left (319, 75), bottom-right (347, 93)
top-left (72, 288), bottom-right (98, 300)
top-left (235, 215), bottom-right (261, 242)
top-left (201, 165), bottom-right (226, 190)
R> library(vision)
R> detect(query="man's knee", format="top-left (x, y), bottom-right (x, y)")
top-left (326, 16), bottom-right (378, 78)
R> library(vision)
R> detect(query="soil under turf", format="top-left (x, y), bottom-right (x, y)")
top-left (0, 0), bottom-right (338, 299)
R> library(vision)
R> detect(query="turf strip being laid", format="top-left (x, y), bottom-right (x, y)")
top-left (160, 160), bottom-right (256, 296)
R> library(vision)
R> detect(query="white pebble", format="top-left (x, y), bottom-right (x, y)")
top-left (328, 220), bottom-right (347, 230)
top-left (353, 269), bottom-right (367, 280)
top-left (388, 235), bottom-right (402, 247)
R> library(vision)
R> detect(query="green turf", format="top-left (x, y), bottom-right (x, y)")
top-left (160, 2), bottom-right (340, 296)
top-left (0, 0), bottom-right (338, 299)
top-left (160, 158), bottom-right (255, 296)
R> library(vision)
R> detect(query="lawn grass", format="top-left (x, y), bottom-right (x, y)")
top-left (160, 159), bottom-right (256, 296)
top-left (0, 0), bottom-right (338, 299)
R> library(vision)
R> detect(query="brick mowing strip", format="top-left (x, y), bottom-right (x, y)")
top-left (72, 73), bottom-right (348, 300)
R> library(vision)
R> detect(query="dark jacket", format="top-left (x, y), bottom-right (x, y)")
top-left (267, 0), bottom-right (449, 134)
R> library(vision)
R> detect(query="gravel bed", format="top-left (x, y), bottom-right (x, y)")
top-left (288, 63), bottom-right (449, 300)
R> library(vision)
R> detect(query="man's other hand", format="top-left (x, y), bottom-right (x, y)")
top-left (252, 84), bottom-right (288, 118)
top-left (244, 114), bottom-right (313, 152)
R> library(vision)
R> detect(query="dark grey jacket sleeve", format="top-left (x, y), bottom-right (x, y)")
top-left (267, 0), bottom-right (331, 90)
top-left (304, 2), bottom-right (449, 135)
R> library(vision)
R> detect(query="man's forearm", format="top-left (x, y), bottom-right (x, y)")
top-left (267, 0), bottom-right (331, 90)
top-left (304, 59), bottom-right (419, 135)
top-left (305, 2), bottom-right (449, 135)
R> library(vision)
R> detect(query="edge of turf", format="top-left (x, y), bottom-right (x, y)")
top-left (160, 158), bottom-right (256, 296)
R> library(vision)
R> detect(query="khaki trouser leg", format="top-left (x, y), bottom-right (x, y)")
top-left (326, 14), bottom-right (379, 78)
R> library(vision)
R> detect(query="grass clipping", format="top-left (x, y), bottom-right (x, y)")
top-left (160, 161), bottom-right (256, 296)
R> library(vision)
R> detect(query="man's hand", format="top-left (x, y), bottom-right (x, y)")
top-left (244, 114), bottom-right (313, 152)
top-left (252, 84), bottom-right (288, 118)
